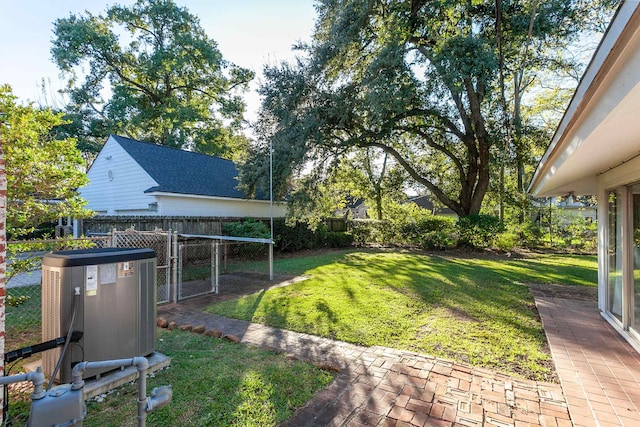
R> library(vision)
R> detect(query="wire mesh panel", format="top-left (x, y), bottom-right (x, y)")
top-left (112, 230), bottom-right (171, 304)
top-left (178, 242), bottom-right (215, 300)
top-left (5, 237), bottom-right (110, 353)
top-left (218, 241), bottom-right (271, 276)
top-left (176, 235), bottom-right (273, 301)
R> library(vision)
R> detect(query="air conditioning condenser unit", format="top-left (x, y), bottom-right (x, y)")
top-left (41, 247), bottom-right (157, 383)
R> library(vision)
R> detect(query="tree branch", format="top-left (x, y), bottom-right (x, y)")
top-left (362, 140), bottom-right (462, 215)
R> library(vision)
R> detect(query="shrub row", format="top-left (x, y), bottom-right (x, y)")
top-left (224, 214), bottom-right (596, 253)
top-left (349, 214), bottom-right (503, 250)
top-left (224, 218), bottom-right (354, 252)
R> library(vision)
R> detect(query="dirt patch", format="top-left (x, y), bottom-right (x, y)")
top-left (169, 272), bottom-right (298, 310)
top-left (528, 283), bottom-right (598, 301)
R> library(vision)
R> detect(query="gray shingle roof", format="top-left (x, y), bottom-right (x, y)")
top-left (111, 135), bottom-right (263, 200)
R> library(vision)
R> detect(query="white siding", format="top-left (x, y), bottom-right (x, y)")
top-left (80, 136), bottom-right (158, 215)
top-left (81, 136), bottom-right (288, 218)
top-left (155, 193), bottom-right (287, 217)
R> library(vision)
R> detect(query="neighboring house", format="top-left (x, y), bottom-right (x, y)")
top-left (334, 197), bottom-right (369, 219)
top-left (408, 195), bottom-right (457, 217)
top-left (335, 195), bottom-right (459, 219)
top-left (529, 2), bottom-right (640, 351)
top-left (80, 135), bottom-right (286, 218)
top-left (531, 195), bottom-right (597, 225)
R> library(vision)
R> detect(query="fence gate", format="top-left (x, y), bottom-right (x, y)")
top-left (176, 234), bottom-right (273, 302)
top-left (177, 241), bottom-right (218, 300)
top-left (111, 229), bottom-right (173, 304)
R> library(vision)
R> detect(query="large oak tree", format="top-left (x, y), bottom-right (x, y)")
top-left (51, 0), bottom-right (254, 158)
top-left (241, 0), bottom-right (615, 217)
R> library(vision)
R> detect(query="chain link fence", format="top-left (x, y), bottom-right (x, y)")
top-left (178, 241), bottom-right (215, 300)
top-left (5, 230), bottom-right (172, 352)
top-left (177, 235), bottom-right (273, 300)
top-left (6, 237), bottom-right (110, 352)
top-left (109, 229), bottom-right (173, 304)
top-left (5, 230), bottom-right (274, 355)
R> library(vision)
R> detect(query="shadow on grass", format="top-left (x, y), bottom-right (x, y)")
top-left (206, 249), bottom-right (597, 380)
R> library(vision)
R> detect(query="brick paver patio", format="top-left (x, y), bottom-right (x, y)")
top-left (535, 295), bottom-right (640, 427)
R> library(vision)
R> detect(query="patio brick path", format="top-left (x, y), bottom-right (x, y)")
top-left (534, 295), bottom-right (640, 427)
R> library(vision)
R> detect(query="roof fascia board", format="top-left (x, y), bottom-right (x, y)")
top-left (147, 191), bottom-right (276, 204)
top-left (529, 2), bottom-right (640, 195)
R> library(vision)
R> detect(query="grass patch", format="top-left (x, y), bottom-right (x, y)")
top-left (206, 250), bottom-right (597, 381)
top-left (6, 329), bottom-right (334, 426)
top-left (6, 284), bottom-right (41, 335)
top-left (5, 284), bottom-right (42, 375)
top-left (181, 264), bottom-right (212, 282)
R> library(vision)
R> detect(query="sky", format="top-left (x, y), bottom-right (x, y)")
top-left (0, 0), bottom-right (317, 122)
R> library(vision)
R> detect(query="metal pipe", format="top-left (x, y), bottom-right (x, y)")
top-left (214, 241), bottom-right (219, 293)
top-left (136, 358), bottom-right (147, 427)
top-left (71, 357), bottom-right (151, 427)
top-left (166, 229), bottom-right (172, 303)
top-left (269, 241), bottom-right (273, 281)
top-left (145, 386), bottom-right (172, 412)
top-left (0, 367), bottom-right (46, 400)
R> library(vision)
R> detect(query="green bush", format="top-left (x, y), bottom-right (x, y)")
top-left (324, 231), bottom-right (354, 248)
top-left (273, 219), bottom-right (325, 252)
top-left (348, 219), bottom-right (391, 244)
top-left (509, 220), bottom-right (544, 249)
top-left (564, 217), bottom-right (597, 252)
top-left (271, 219), bottom-right (353, 251)
top-left (416, 216), bottom-right (458, 250)
top-left (349, 215), bottom-right (458, 249)
top-left (222, 218), bottom-right (270, 239)
top-left (527, 206), bottom-right (597, 252)
top-left (494, 232), bottom-right (519, 252)
top-left (222, 218), bottom-right (271, 258)
top-left (456, 214), bottom-right (505, 249)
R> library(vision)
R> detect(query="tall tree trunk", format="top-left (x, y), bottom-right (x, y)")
top-left (496, 0), bottom-right (507, 222)
top-left (375, 188), bottom-right (383, 220)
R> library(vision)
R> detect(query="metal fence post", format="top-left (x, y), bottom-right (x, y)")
top-left (269, 241), bottom-right (274, 281)
top-left (214, 241), bottom-right (220, 294)
top-left (165, 230), bottom-right (172, 304)
top-left (172, 232), bottom-right (179, 303)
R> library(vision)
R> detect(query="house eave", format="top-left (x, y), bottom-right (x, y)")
top-left (529, 2), bottom-right (640, 197)
top-left (146, 191), bottom-right (276, 204)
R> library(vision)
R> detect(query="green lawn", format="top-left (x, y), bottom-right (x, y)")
top-left (5, 284), bottom-right (42, 372)
top-left (206, 250), bottom-right (597, 381)
top-left (7, 329), bottom-right (334, 427)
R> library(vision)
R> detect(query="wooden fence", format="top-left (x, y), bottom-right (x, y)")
top-left (80, 216), bottom-right (270, 236)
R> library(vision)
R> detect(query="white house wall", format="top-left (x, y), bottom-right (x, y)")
top-left (155, 193), bottom-right (287, 217)
top-left (80, 136), bottom-right (158, 215)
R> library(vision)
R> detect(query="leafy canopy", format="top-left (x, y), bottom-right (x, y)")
top-left (51, 0), bottom-right (254, 158)
top-left (241, 0), bottom-right (616, 218)
top-left (0, 85), bottom-right (90, 238)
